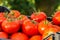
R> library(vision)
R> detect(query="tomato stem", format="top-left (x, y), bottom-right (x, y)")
top-left (17, 15), bottom-right (25, 20)
top-left (10, 11), bottom-right (15, 16)
top-left (44, 20), bottom-right (49, 25)
top-left (31, 20), bottom-right (37, 24)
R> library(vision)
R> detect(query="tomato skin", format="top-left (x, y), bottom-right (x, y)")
top-left (0, 12), bottom-right (6, 25)
top-left (52, 11), bottom-right (60, 25)
top-left (0, 32), bottom-right (8, 39)
top-left (29, 35), bottom-right (42, 40)
top-left (22, 20), bottom-right (38, 36)
top-left (11, 33), bottom-right (29, 40)
top-left (38, 20), bottom-right (50, 35)
top-left (1, 20), bottom-right (20, 34)
top-left (52, 25), bottom-right (60, 32)
top-left (0, 12), bottom-right (4, 17)
top-left (31, 12), bottom-right (47, 22)
top-left (0, 17), bottom-right (6, 25)
top-left (8, 10), bottom-right (20, 18)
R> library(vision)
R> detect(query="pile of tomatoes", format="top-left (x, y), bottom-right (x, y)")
top-left (0, 10), bottom-right (60, 40)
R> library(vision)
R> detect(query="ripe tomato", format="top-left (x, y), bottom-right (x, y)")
top-left (1, 19), bottom-right (20, 34)
top-left (38, 20), bottom-right (51, 35)
top-left (29, 35), bottom-right (42, 40)
top-left (17, 15), bottom-right (29, 25)
top-left (52, 11), bottom-right (60, 25)
top-left (42, 27), bottom-right (58, 39)
top-left (8, 10), bottom-right (20, 18)
top-left (22, 20), bottom-right (38, 36)
top-left (0, 32), bottom-right (8, 38)
top-left (31, 12), bottom-right (47, 22)
top-left (11, 33), bottom-right (28, 40)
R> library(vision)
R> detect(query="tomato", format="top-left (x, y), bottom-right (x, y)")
top-left (31, 12), bottom-right (47, 22)
top-left (29, 35), bottom-right (42, 40)
top-left (38, 20), bottom-right (51, 35)
top-left (0, 12), bottom-right (6, 32)
top-left (1, 19), bottom-right (20, 34)
top-left (0, 32), bottom-right (8, 39)
top-left (22, 19), bottom-right (38, 36)
top-left (52, 11), bottom-right (60, 25)
top-left (11, 33), bottom-right (28, 40)
top-left (8, 10), bottom-right (20, 18)
top-left (17, 15), bottom-right (29, 25)
top-left (43, 27), bottom-right (58, 39)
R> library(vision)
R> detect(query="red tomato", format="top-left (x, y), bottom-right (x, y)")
top-left (1, 19), bottom-right (20, 34)
top-left (11, 33), bottom-right (28, 40)
top-left (29, 35), bottom-right (42, 40)
top-left (31, 12), bottom-right (47, 22)
top-left (0, 12), bottom-right (6, 32)
top-left (0, 32), bottom-right (8, 38)
top-left (8, 10), bottom-right (20, 18)
top-left (38, 20), bottom-right (51, 35)
top-left (17, 15), bottom-right (29, 25)
top-left (52, 11), bottom-right (60, 25)
top-left (22, 20), bottom-right (38, 36)
top-left (43, 27), bottom-right (58, 39)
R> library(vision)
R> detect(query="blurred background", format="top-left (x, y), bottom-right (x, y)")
top-left (0, 0), bottom-right (60, 16)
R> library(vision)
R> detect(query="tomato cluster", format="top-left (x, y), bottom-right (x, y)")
top-left (0, 10), bottom-right (60, 40)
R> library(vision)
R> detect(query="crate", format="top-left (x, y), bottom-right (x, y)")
top-left (0, 6), bottom-right (10, 13)
top-left (43, 32), bottom-right (60, 40)
top-left (0, 6), bottom-right (60, 40)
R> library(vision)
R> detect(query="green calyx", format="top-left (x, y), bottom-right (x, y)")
top-left (4, 12), bottom-right (9, 18)
top-left (17, 15), bottom-right (25, 20)
top-left (31, 20), bottom-right (37, 24)
top-left (44, 20), bottom-right (49, 25)
top-left (7, 18), bottom-right (16, 22)
top-left (10, 11), bottom-right (15, 16)
top-left (34, 12), bottom-right (40, 15)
